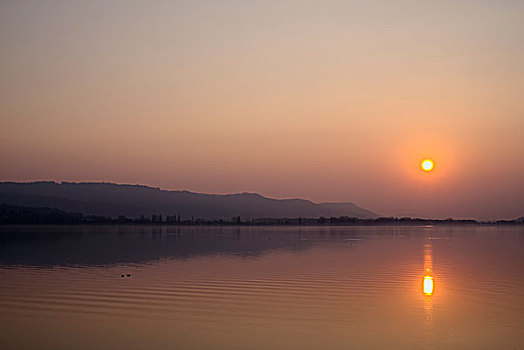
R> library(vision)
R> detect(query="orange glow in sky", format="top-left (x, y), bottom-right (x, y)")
top-left (0, 1), bottom-right (523, 220)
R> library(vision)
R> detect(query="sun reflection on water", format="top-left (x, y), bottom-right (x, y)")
top-left (422, 241), bottom-right (435, 348)
top-left (423, 275), bottom-right (434, 296)
top-left (423, 242), bottom-right (434, 296)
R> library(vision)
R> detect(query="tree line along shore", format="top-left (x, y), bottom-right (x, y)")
top-left (1, 204), bottom-right (522, 226)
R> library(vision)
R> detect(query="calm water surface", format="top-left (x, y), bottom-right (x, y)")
top-left (1, 225), bottom-right (523, 349)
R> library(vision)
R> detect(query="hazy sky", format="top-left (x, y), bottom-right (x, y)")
top-left (1, 0), bottom-right (523, 220)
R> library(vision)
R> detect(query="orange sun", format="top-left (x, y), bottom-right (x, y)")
top-left (421, 159), bottom-right (434, 172)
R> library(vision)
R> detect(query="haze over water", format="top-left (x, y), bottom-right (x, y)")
top-left (1, 225), bottom-right (523, 350)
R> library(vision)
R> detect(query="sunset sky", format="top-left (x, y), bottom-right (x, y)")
top-left (1, 0), bottom-right (523, 220)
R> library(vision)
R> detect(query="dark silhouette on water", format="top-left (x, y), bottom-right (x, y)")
top-left (0, 225), bottom-right (322, 267)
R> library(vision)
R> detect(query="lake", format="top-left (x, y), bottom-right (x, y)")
top-left (1, 225), bottom-right (523, 349)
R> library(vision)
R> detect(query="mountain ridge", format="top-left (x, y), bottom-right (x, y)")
top-left (0, 181), bottom-right (378, 219)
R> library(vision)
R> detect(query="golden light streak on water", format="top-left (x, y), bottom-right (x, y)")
top-left (423, 243), bottom-right (434, 296)
top-left (423, 275), bottom-right (434, 296)
top-left (422, 240), bottom-right (435, 349)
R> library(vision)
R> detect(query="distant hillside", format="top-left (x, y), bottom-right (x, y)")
top-left (0, 204), bottom-right (84, 224)
top-left (0, 181), bottom-right (378, 219)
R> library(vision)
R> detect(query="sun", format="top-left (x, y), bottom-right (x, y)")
top-left (421, 159), bottom-right (434, 172)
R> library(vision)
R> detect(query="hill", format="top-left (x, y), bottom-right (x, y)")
top-left (0, 181), bottom-right (378, 220)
